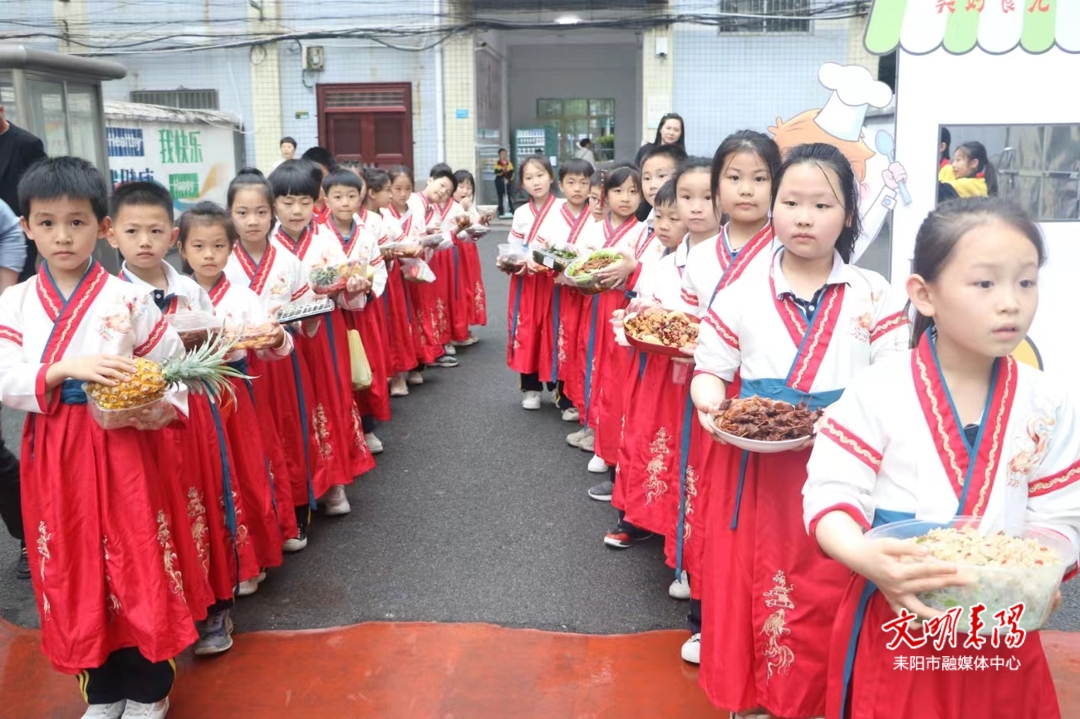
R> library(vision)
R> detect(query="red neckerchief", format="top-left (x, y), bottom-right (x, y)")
top-left (602, 215), bottom-right (639, 249)
top-left (526, 194), bottom-right (557, 246)
top-left (275, 224), bottom-right (313, 259)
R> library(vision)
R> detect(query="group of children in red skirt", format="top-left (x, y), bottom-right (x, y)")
top-left (502, 134), bottom-right (1080, 719)
top-left (2, 151), bottom-right (488, 719)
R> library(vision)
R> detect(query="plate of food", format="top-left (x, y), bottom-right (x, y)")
top-left (706, 396), bottom-right (821, 452)
top-left (624, 309), bottom-right (699, 357)
top-left (223, 323), bottom-right (282, 350)
top-left (866, 517), bottom-right (1073, 634)
top-left (309, 260), bottom-right (367, 294)
top-left (273, 297), bottom-right (336, 324)
top-left (381, 241), bottom-right (425, 259)
top-left (532, 247), bottom-right (578, 273)
top-left (564, 250), bottom-right (622, 294)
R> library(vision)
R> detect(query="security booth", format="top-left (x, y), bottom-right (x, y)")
top-left (0, 44), bottom-right (127, 271)
top-left (0, 44), bottom-right (126, 175)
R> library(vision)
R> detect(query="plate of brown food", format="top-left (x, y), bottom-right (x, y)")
top-left (624, 309), bottom-right (699, 357)
top-left (564, 250), bottom-right (622, 295)
top-left (706, 396), bottom-right (821, 452)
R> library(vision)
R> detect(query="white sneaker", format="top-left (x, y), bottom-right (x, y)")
top-left (522, 391), bottom-right (541, 410)
top-left (238, 569), bottom-right (267, 597)
top-left (668, 570), bottom-right (691, 600)
top-left (406, 371), bottom-right (424, 386)
top-left (681, 633), bottom-right (701, 664)
top-left (121, 698), bottom-right (169, 719)
top-left (365, 433), bottom-right (384, 454)
top-left (83, 703), bottom-right (126, 719)
top-left (587, 454), bottom-right (608, 473)
top-left (561, 407), bottom-right (580, 422)
top-left (323, 484), bottom-right (351, 516)
top-left (443, 343), bottom-right (457, 356)
top-left (566, 427), bottom-right (587, 446)
top-left (282, 533), bottom-right (307, 552)
top-left (452, 334), bottom-right (479, 347)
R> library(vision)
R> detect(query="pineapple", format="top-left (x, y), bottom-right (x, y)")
top-left (86, 334), bottom-right (248, 410)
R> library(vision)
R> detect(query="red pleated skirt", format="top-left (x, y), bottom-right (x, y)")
top-left (224, 375), bottom-right (284, 571)
top-left (429, 249), bottom-right (463, 345)
top-left (406, 277), bottom-right (447, 363)
top-left (459, 240), bottom-right (487, 327)
top-left (578, 289), bottom-right (629, 431)
top-left (342, 302), bottom-right (391, 422)
top-left (613, 353), bottom-right (691, 536)
top-left (506, 272), bottom-right (546, 375)
top-left (171, 395), bottom-right (261, 601)
top-left (19, 406), bottom-right (198, 673)
top-left (246, 350), bottom-right (313, 525)
top-left (562, 294), bottom-right (592, 408)
top-left (531, 273), bottom-right (558, 383)
top-left (698, 448), bottom-right (852, 718)
top-left (293, 316), bottom-right (369, 497)
top-left (830, 586), bottom-right (1060, 719)
top-left (382, 264), bottom-right (420, 373)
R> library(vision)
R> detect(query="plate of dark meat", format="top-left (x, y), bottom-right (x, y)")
top-left (706, 396), bottom-right (821, 452)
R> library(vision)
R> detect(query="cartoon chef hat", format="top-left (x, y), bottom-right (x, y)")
top-left (815, 63), bottom-right (893, 142)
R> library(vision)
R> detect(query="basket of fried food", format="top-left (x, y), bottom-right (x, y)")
top-left (381, 241), bottom-right (426, 259)
top-left (706, 396), bottom-right (822, 453)
top-left (532, 246), bottom-right (578, 273)
top-left (623, 308), bottom-right (700, 357)
top-left (222, 322), bottom-right (283, 351)
top-left (309, 260), bottom-right (367, 295)
top-left (564, 250), bottom-right (622, 295)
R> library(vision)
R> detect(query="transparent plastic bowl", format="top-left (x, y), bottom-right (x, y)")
top-left (865, 516), bottom-right (1073, 634)
top-left (84, 384), bottom-right (178, 431)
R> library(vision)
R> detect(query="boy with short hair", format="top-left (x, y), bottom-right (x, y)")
top-left (6, 157), bottom-right (197, 719)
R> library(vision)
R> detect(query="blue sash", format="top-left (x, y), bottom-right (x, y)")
top-left (60, 379), bottom-right (88, 405)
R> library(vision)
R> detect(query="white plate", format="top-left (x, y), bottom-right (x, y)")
top-left (706, 414), bottom-right (810, 453)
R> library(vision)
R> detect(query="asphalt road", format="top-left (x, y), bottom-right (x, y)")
top-left (0, 228), bottom-right (1075, 636)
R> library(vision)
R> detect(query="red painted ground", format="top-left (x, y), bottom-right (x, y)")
top-left (1, 620), bottom-right (1077, 718)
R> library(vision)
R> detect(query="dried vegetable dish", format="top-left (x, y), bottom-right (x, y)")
top-left (711, 397), bottom-right (821, 441)
top-left (624, 310), bottom-right (699, 349)
top-left (309, 260), bottom-right (366, 294)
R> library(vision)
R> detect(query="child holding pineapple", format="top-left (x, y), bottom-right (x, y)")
top-left (109, 181), bottom-right (262, 658)
top-left (4, 157), bottom-right (202, 719)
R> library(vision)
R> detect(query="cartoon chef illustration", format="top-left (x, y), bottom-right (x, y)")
top-left (769, 62), bottom-right (910, 263)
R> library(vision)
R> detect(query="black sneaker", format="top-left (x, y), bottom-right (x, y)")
top-left (16, 541), bottom-right (30, 580)
top-left (587, 480), bottom-right (614, 502)
top-left (604, 521), bottom-right (655, 549)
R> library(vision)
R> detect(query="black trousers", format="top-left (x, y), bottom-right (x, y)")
top-left (80, 647), bottom-right (175, 705)
top-left (0, 407), bottom-right (23, 542)
top-left (495, 177), bottom-right (514, 215)
top-left (519, 373), bottom-right (575, 411)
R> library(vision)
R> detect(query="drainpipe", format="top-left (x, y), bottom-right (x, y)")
top-left (434, 0), bottom-right (446, 162)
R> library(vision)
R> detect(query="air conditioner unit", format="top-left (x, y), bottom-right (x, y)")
top-left (304, 45), bottom-right (325, 71)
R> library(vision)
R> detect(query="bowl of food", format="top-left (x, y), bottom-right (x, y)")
top-left (223, 323), bottom-right (282, 351)
top-left (309, 260), bottom-right (366, 294)
top-left (532, 247), bottom-right (579, 273)
top-left (706, 396), bottom-right (820, 452)
top-left (624, 309), bottom-right (699, 357)
top-left (866, 517), bottom-right (1074, 634)
top-left (564, 250), bottom-right (623, 294)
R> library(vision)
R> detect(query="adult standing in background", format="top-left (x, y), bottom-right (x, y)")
top-left (0, 199), bottom-right (27, 579)
top-left (575, 138), bottom-right (597, 165)
top-left (633, 112), bottom-right (685, 168)
top-left (0, 104), bottom-right (46, 281)
top-left (494, 148), bottom-right (515, 219)
top-left (633, 112), bottom-right (685, 220)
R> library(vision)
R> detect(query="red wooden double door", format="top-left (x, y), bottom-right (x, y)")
top-left (317, 82), bottom-right (413, 169)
